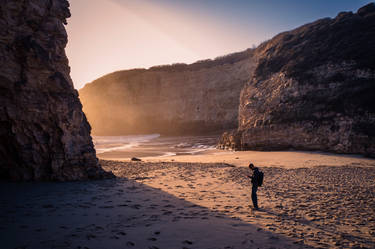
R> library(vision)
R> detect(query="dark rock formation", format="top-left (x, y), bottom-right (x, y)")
top-left (219, 3), bottom-right (375, 157)
top-left (79, 49), bottom-right (255, 135)
top-left (0, 0), bottom-right (113, 180)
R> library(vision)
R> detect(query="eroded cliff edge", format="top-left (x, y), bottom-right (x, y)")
top-left (79, 50), bottom-right (255, 135)
top-left (219, 3), bottom-right (375, 157)
top-left (0, 0), bottom-right (112, 180)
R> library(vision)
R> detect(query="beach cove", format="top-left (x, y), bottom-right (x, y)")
top-left (2, 135), bottom-right (375, 249)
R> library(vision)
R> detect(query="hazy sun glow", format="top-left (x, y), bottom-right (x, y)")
top-left (66, 0), bottom-right (367, 89)
top-left (66, 0), bottom-right (263, 89)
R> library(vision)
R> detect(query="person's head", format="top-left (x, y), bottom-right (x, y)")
top-left (249, 163), bottom-right (255, 170)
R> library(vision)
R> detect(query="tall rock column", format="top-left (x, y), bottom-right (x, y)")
top-left (0, 0), bottom-right (112, 180)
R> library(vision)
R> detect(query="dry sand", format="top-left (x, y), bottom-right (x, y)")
top-left (1, 151), bottom-right (375, 249)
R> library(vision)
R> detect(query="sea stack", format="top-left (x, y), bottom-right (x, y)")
top-left (219, 3), bottom-right (375, 157)
top-left (0, 0), bottom-right (112, 180)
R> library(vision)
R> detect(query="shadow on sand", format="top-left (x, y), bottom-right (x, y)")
top-left (0, 177), bottom-right (314, 249)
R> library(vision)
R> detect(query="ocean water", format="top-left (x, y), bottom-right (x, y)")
top-left (93, 134), bottom-right (161, 154)
top-left (92, 134), bottom-right (218, 157)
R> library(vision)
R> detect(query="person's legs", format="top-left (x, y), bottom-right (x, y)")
top-left (251, 185), bottom-right (258, 209)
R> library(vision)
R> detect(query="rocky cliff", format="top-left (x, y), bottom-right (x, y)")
top-left (219, 3), bottom-right (375, 157)
top-left (0, 0), bottom-right (112, 180)
top-left (79, 50), bottom-right (255, 135)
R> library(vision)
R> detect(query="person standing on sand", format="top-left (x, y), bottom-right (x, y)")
top-left (248, 163), bottom-right (260, 210)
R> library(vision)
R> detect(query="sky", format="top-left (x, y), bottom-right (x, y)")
top-left (65, 0), bottom-right (369, 89)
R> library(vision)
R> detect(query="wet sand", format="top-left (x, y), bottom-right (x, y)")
top-left (1, 154), bottom-right (374, 249)
top-left (99, 147), bottom-right (375, 169)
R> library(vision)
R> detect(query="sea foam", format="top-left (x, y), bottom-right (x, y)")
top-left (93, 134), bottom-right (160, 154)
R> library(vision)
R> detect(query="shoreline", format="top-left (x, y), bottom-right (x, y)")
top-left (98, 148), bottom-right (375, 169)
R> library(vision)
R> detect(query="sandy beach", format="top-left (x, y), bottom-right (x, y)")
top-left (2, 1), bottom-right (375, 248)
top-left (1, 148), bottom-right (375, 249)
top-left (101, 159), bottom-right (375, 249)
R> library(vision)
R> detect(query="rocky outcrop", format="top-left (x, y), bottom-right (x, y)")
top-left (0, 0), bottom-right (113, 180)
top-left (79, 50), bottom-right (255, 135)
top-left (219, 3), bottom-right (375, 157)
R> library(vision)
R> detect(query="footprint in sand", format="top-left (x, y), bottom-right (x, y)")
top-left (268, 235), bottom-right (279, 240)
top-left (183, 240), bottom-right (193, 245)
top-left (98, 205), bottom-right (114, 209)
top-left (86, 234), bottom-right (96, 240)
top-left (130, 204), bottom-right (142, 209)
top-left (126, 186), bottom-right (138, 190)
top-left (94, 226), bottom-right (104, 231)
top-left (126, 241), bottom-right (135, 247)
top-left (164, 204), bottom-right (175, 208)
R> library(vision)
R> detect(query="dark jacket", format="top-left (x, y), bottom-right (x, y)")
top-left (251, 167), bottom-right (260, 187)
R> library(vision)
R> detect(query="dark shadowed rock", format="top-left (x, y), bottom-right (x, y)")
top-left (0, 0), bottom-right (114, 180)
top-left (217, 130), bottom-right (242, 150)
top-left (220, 3), bottom-right (375, 157)
top-left (357, 2), bottom-right (375, 17)
top-left (79, 49), bottom-right (256, 135)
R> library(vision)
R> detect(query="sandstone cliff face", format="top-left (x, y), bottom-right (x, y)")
top-left (219, 3), bottom-right (375, 157)
top-left (79, 50), bottom-right (255, 135)
top-left (0, 0), bottom-right (112, 180)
